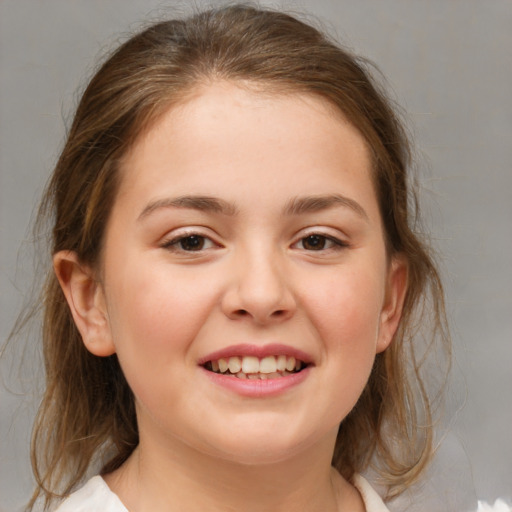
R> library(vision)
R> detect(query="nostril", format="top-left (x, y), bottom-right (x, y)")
top-left (229, 307), bottom-right (290, 321)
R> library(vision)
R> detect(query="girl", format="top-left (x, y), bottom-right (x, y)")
top-left (28, 5), bottom-right (449, 511)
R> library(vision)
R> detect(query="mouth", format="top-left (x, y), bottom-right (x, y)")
top-left (203, 355), bottom-right (309, 380)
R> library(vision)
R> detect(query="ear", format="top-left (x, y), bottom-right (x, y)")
top-left (376, 255), bottom-right (408, 354)
top-left (53, 250), bottom-right (116, 357)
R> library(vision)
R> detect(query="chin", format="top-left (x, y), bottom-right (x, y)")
top-left (196, 423), bottom-right (325, 467)
top-left (210, 442), bottom-right (306, 466)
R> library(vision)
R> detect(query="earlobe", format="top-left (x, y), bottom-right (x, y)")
top-left (376, 256), bottom-right (408, 354)
top-left (53, 250), bottom-right (116, 357)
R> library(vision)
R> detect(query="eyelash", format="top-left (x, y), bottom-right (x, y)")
top-left (293, 233), bottom-right (349, 252)
top-left (160, 232), bottom-right (218, 252)
top-left (160, 231), bottom-right (348, 253)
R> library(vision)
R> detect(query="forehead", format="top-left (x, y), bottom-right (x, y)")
top-left (115, 81), bottom-right (377, 216)
top-left (122, 82), bottom-right (369, 166)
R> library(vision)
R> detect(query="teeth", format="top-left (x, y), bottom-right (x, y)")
top-left (241, 356), bottom-right (260, 374)
top-left (218, 358), bottom-right (228, 373)
top-left (276, 355), bottom-right (287, 372)
top-left (285, 356), bottom-right (296, 372)
top-left (228, 356), bottom-right (242, 373)
top-left (259, 356), bottom-right (277, 374)
top-left (207, 355), bottom-right (305, 377)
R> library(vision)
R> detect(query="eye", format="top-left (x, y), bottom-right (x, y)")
top-left (161, 233), bottom-right (216, 252)
top-left (301, 234), bottom-right (328, 250)
top-left (294, 233), bottom-right (348, 251)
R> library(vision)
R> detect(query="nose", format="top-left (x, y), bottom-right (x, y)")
top-left (221, 247), bottom-right (297, 325)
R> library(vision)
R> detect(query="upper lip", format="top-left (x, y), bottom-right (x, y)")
top-left (197, 343), bottom-right (314, 365)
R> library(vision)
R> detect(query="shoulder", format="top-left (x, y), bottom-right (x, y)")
top-left (54, 476), bottom-right (128, 512)
top-left (53, 473), bottom-right (388, 512)
top-left (352, 474), bottom-right (391, 512)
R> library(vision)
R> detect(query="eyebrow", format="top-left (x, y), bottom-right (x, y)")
top-left (138, 193), bottom-right (368, 222)
top-left (138, 195), bottom-right (238, 221)
top-left (284, 194), bottom-right (369, 221)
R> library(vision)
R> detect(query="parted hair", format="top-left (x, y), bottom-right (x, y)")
top-left (28, 4), bottom-right (449, 509)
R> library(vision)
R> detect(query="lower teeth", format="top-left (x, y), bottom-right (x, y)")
top-left (216, 370), bottom-right (296, 379)
top-left (203, 361), bottom-right (305, 379)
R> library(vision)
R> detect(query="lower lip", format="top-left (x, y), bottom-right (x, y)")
top-left (201, 366), bottom-right (311, 398)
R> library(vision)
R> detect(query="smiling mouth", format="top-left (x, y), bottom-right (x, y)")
top-left (203, 355), bottom-right (308, 380)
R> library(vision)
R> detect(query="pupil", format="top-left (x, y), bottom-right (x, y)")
top-left (180, 235), bottom-right (204, 251)
top-left (303, 235), bottom-right (325, 250)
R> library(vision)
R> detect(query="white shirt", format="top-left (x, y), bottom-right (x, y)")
top-left (55, 473), bottom-right (390, 512)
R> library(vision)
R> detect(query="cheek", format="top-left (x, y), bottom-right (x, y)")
top-left (301, 262), bottom-right (386, 415)
top-left (107, 261), bottom-right (212, 341)
top-left (103, 263), bottom-right (218, 399)
top-left (306, 266), bottom-right (385, 347)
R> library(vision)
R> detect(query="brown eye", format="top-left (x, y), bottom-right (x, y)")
top-left (294, 233), bottom-right (348, 252)
top-left (301, 235), bottom-right (327, 250)
top-left (161, 232), bottom-right (218, 253)
top-left (179, 235), bottom-right (206, 251)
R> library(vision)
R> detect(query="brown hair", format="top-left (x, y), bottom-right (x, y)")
top-left (28, 4), bottom-right (450, 509)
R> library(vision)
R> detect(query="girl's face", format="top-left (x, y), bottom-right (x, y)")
top-left (67, 82), bottom-right (406, 465)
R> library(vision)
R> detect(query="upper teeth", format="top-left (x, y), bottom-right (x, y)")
top-left (211, 355), bottom-right (302, 374)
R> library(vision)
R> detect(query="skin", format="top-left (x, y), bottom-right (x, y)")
top-left (54, 81), bottom-right (407, 511)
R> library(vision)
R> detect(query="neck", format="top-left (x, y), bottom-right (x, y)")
top-left (104, 429), bottom-right (364, 512)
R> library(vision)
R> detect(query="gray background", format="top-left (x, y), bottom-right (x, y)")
top-left (1, 1), bottom-right (511, 511)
